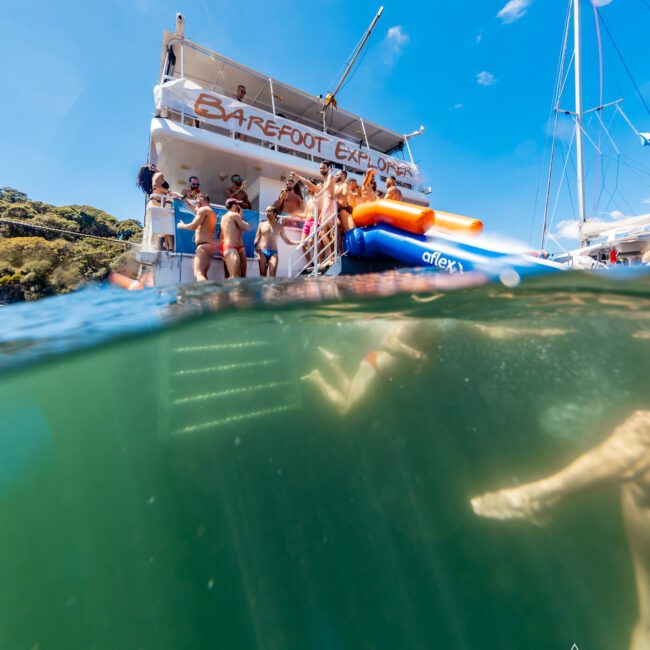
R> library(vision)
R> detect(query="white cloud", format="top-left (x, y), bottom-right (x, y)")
top-left (610, 210), bottom-right (625, 220)
top-left (476, 31), bottom-right (483, 44)
top-left (642, 198), bottom-right (650, 205)
top-left (383, 26), bottom-right (409, 67)
top-left (555, 219), bottom-right (580, 240)
top-left (453, 103), bottom-right (464, 109)
top-left (497, 0), bottom-right (532, 24)
top-left (477, 71), bottom-right (498, 86)
top-left (386, 25), bottom-right (408, 49)
top-left (544, 115), bottom-right (576, 141)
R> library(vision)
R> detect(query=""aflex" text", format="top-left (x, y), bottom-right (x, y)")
top-left (422, 251), bottom-right (464, 273)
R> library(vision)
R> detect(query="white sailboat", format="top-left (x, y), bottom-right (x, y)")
top-left (541, 0), bottom-right (650, 268)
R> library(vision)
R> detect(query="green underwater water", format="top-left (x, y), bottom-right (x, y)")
top-left (1, 274), bottom-right (649, 649)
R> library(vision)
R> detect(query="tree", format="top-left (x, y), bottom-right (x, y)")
top-left (0, 189), bottom-right (140, 303)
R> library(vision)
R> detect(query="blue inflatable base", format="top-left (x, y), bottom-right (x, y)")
top-left (343, 225), bottom-right (563, 280)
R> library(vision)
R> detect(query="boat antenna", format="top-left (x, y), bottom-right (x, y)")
top-left (574, 0), bottom-right (588, 246)
top-left (322, 6), bottom-right (384, 114)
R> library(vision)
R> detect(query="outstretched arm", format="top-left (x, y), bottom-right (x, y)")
top-left (291, 171), bottom-right (317, 194)
top-left (178, 208), bottom-right (206, 231)
top-left (280, 225), bottom-right (300, 247)
top-left (273, 189), bottom-right (287, 212)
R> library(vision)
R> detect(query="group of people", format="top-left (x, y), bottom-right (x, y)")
top-left (136, 159), bottom-right (405, 281)
top-left (273, 162), bottom-right (404, 266)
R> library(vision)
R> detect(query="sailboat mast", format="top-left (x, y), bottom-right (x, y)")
top-left (323, 6), bottom-right (384, 112)
top-left (574, 0), bottom-right (588, 245)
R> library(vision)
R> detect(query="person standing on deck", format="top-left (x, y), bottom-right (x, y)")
top-left (334, 170), bottom-right (356, 233)
top-left (225, 174), bottom-right (252, 209)
top-left (347, 177), bottom-right (363, 211)
top-left (221, 198), bottom-right (251, 278)
top-left (291, 162), bottom-right (337, 264)
top-left (384, 176), bottom-right (403, 202)
top-left (136, 163), bottom-right (179, 254)
top-left (274, 178), bottom-right (304, 218)
top-left (254, 206), bottom-right (300, 277)
top-left (361, 169), bottom-right (378, 203)
top-left (181, 176), bottom-right (202, 205)
top-left (289, 176), bottom-right (318, 266)
top-left (177, 193), bottom-right (218, 282)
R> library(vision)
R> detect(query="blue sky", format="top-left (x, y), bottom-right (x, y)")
top-left (1, 0), bottom-right (648, 249)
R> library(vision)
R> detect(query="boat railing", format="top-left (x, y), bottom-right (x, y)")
top-left (144, 198), bottom-right (308, 261)
top-left (288, 207), bottom-right (339, 277)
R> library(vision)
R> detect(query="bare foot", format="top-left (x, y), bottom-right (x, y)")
top-left (317, 346), bottom-right (340, 363)
top-left (301, 369), bottom-right (322, 383)
top-left (471, 484), bottom-right (555, 526)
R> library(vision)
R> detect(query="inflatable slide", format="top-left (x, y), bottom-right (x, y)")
top-left (344, 200), bottom-right (564, 280)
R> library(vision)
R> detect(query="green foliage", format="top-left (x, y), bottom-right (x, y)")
top-left (0, 188), bottom-right (143, 303)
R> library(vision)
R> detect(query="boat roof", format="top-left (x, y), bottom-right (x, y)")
top-left (160, 30), bottom-right (410, 156)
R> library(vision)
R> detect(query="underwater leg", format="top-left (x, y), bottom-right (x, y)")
top-left (471, 410), bottom-right (650, 523)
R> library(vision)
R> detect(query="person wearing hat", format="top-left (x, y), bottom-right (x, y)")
top-left (254, 206), bottom-right (300, 277)
top-left (221, 198), bottom-right (251, 278)
top-left (224, 174), bottom-right (252, 209)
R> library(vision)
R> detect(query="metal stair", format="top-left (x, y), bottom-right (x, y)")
top-left (164, 336), bottom-right (301, 437)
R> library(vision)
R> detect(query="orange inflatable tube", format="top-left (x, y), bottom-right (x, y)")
top-left (351, 200), bottom-right (483, 235)
top-left (352, 200), bottom-right (435, 234)
top-left (432, 210), bottom-right (483, 235)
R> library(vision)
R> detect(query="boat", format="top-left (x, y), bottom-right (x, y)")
top-left (539, 0), bottom-right (650, 268)
top-left (138, 11), bottom-right (426, 283)
top-left (138, 12), bottom-right (561, 287)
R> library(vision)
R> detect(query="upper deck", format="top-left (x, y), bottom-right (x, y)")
top-left (153, 26), bottom-right (426, 199)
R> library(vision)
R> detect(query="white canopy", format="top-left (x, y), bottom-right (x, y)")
top-left (580, 213), bottom-right (650, 240)
top-left (160, 31), bottom-right (413, 157)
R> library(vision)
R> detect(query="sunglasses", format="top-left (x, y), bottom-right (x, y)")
top-left (190, 183), bottom-right (200, 188)
top-left (233, 177), bottom-right (242, 182)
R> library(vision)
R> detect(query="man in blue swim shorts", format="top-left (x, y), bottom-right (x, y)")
top-left (254, 205), bottom-right (300, 277)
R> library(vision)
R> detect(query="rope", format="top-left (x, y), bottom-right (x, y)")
top-left (0, 218), bottom-right (138, 247)
top-left (548, 125), bottom-right (577, 236)
top-left (592, 2), bottom-right (604, 215)
top-left (599, 13), bottom-right (650, 116)
top-left (538, 0), bottom-right (573, 248)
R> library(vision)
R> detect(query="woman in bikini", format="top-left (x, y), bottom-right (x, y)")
top-left (136, 163), bottom-right (174, 251)
top-left (361, 169), bottom-right (378, 203)
top-left (254, 206), bottom-right (300, 277)
top-left (302, 322), bottom-right (429, 415)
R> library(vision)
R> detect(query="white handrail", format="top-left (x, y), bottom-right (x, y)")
top-left (288, 208), bottom-right (339, 277)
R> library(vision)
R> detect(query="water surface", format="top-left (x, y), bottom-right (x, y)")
top-left (0, 270), bottom-right (648, 649)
